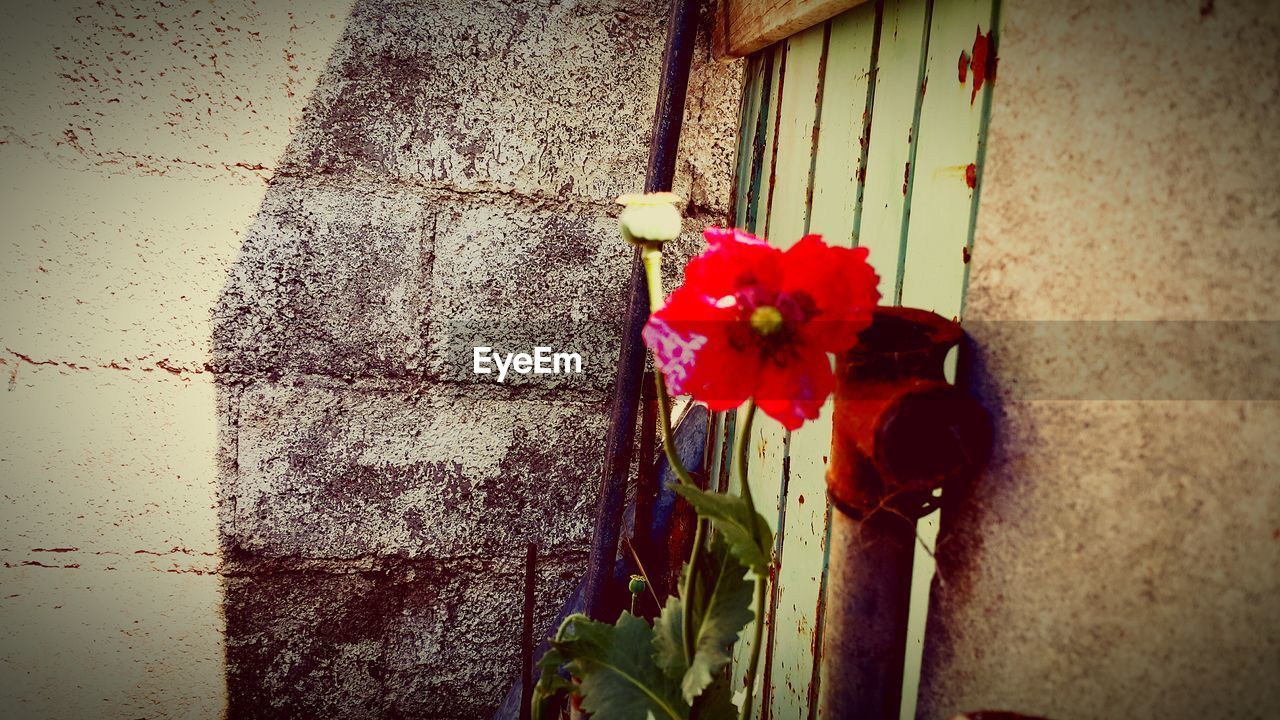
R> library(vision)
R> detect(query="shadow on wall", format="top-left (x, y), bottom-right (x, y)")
top-left (210, 0), bottom-right (685, 716)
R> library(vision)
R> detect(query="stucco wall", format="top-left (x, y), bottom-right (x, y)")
top-left (1, 0), bottom-right (741, 717)
top-left (918, 1), bottom-right (1280, 718)
top-left (0, 2), bottom-right (352, 717)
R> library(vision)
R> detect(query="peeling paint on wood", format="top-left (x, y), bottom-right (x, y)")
top-left (720, 1), bottom-right (998, 718)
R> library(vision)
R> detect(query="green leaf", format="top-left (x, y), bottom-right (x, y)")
top-left (678, 536), bottom-right (755, 703)
top-left (672, 483), bottom-right (773, 574)
top-left (652, 595), bottom-right (687, 682)
top-left (531, 646), bottom-right (572, 720)
top-left (551, 612), bottom-right (689, 720)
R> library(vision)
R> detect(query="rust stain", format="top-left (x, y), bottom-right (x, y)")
top-left (6, 350), bottom-right (58, 367)
top-left (969, 26), bottom-right (998, 104)
top-left (804, 550), bottom-right (828, 716)
top-left (6, 561), bottom-right (77, 569)
top-left (134, 546), bottom-right (217, 557)
top-left (937, 164), bottom-right (975, 184)
top-left (902, 161), bottom-right (910, 195)
top-left (963, 246), bottom-right (972, 264)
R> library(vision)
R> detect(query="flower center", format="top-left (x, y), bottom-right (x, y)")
top-left (750, 305), bottom-right (784, 337)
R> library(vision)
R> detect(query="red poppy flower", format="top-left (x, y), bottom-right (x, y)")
top-left (642, 227), bottom-right (880, 430)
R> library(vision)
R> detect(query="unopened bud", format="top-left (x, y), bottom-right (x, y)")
top-left (617, 192), bottom-right (682, 244)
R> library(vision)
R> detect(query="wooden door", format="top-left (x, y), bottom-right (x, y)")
top-left (715, 1), bottom-right (1000, 716)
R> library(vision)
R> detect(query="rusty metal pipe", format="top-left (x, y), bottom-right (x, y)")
top-left (823, 509), bottom-right (917, 717)
top-left (821, 307), bottom-right (992, 719)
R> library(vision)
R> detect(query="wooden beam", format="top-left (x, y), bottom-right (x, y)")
top-left (713, 0), bottom-right (871, 58)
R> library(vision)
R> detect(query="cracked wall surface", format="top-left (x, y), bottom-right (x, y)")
top-left (1, 0), bottom-right (743, 717)
top-left (918, 1), bottom-right (1280, 718)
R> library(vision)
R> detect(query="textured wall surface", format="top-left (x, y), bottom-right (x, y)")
top-left (1, 0), bottom-right (742, 717)
top-left (0, 1), bottom-right (352, 717)
top-left (215, 0), bottom-right (740, 715)
top-left (919, 1), bottom-right (1280, 718)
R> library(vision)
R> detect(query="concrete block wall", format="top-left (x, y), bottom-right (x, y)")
top-left (1, 0), bottom-right (742, 717)
top-left (213, 1), bottom-right (742, 718)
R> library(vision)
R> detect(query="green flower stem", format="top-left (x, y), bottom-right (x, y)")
top-left (681, 513), bottom-right (707, 668)
top-left (641, 244), bottom-right (703, 668)
top-left (640, 245), bottom-right (696, 489)
top-left (638, 242), bottom-right (769, 709)
top-left (640, 245), bottom-right (668, 312)
top-left (734, 400), bottom-right (759, 517)
top-left (735, 401), bottom-right (765, 720)
top-left (653, 373), bottom-right (696, 487)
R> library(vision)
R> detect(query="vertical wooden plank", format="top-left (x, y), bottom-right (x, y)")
top-left (733, 54), bottom-right (768, 229)
top-left (761, 29), bottom-right (824, 250)
top-left (746, 48), bottom-right (782, 234)
top-left (767, 5), bottom-right (878, 719)
top-left (709, 51), bottom-right (772, 507)
top-left (895, 1), bottom-right (996, 718)
top-left (808, 5), bottom-right (878, 244)
top-left (856, 0), bottom-right (932, 295)
top-left (898, 0), bottom-right (994, 318)
top-left (729, 39), bottom-right (785, 701)
top-left (752, 24), bottom-right (828, 718)
top-left (726, 23), bottom-right (828, 717)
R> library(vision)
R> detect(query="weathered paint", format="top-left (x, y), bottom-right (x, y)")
top-left (769, 5), bottom-right (879, 718)
top-left (809, 6), bottom-right (879, 243)
top-left (855, 0), bottom-right (932, 297)
top-left (729, 41), bottom-right (786, 699)
top-left (966, 25), bottom-right (996, 104)
top-left (718, 1), bottom-right (999, 718)
top-left (749, 23), bottom-right (829, 718)
top-left (900, 0), bottom-right (995, 316)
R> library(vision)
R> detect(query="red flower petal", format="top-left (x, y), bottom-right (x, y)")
top-left (642, 228), bottom-right (880, 428)
top-left (754, 349), bottom-right (835, 430)
top-left (683, 227), bottom-right (783, 301)
top-left (780, 235), bottom-right (880, 353)
top-left (643, 285), bottom-right (763, 409)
